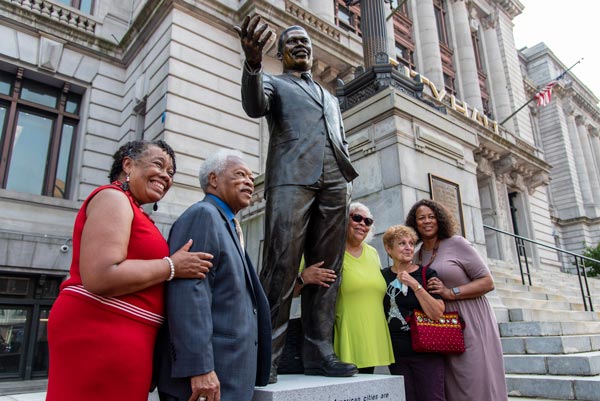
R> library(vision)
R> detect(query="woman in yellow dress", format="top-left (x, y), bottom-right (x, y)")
top-left (334, 202), bottom-right (395, 373)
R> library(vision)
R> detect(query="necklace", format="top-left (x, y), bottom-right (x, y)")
top-left (418, 240), bottom-right (440, 268)
top-left (111, 180), bottom-right (152, 221)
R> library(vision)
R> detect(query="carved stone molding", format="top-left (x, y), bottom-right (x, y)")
top-left (575, 115), bottom-right (587, 127)
top-left (475, 156), bottom-right (494, 177)
top-left (494, 155), bottom-right (518, 176)
top-left (481, 7), bottom-right (499, 30)
top-left (526, 172), bottom-right (550, 195)
top-left (474, 146), bottom-right (500, 177)
top-left (494, 0), bottom-right (524, 19)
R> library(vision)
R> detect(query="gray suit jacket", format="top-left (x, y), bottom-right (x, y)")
top-left (156, 196), bottom-right (271, 401)
top-left (241, 68), bottom-right (358, 192)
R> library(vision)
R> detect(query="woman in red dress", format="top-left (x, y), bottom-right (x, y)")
top-left (46, 140), bottom-right (214, 401)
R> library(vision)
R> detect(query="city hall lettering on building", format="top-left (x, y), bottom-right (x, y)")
top-left (401, 66), bottom-right (500, 135)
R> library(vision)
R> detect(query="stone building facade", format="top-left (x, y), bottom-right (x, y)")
top-left (520, 43), bottom-right (600, 256)
top-left (0, 0), bottom-right (597, 383)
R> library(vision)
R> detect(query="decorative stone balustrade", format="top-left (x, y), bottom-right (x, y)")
top-left (8, 0), bottom-right (96, 34)
top-left (286, 0), bottom-right (340, 42)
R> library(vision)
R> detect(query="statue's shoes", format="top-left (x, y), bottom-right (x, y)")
top-left (303, 354), bottom-right (358, 377)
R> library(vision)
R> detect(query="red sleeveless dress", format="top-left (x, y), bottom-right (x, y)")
top-left (47, 183), bottom-right (168, 401)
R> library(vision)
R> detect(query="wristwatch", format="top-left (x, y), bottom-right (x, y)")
top-left (296, 272), bottom-right (304, 286)
top-left (452, 287), bottom-right (461, 297)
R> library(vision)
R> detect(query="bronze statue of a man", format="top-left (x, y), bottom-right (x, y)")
top-left (235, 15), bottom-right (359, 382)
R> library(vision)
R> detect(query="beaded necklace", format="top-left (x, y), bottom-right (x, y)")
top-left (418, 240), bottom-right (440, 269)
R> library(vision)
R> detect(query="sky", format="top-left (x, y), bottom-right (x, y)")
top-left (512, 0), bottom-right (600, 100)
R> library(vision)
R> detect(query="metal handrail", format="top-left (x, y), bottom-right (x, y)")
top-left (483, 224), bottom-right (597, 312)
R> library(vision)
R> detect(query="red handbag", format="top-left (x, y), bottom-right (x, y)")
top-left (409, 267), bottom-right (466, 354)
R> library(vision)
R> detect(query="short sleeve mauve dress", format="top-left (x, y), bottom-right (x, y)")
top-left (419, 235), bottom-right (508, 401)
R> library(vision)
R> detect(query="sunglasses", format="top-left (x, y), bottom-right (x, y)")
top-left (350, 214), bottom-right (374, 227)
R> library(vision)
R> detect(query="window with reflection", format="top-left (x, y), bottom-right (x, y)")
top-left (392, 1), bottom-right (415, 70)
top-left (0, 274), bottom-right (61, 379)
top-left (335, 0), bottom-right (362, 36)
top-left (0, 307), bottom-right (29, 376)
top-left (0, 68), bottom-right (81, 199)
top-left (54, 0), bottom-right (94, 14)
top-left (433, 0), bottom-right (456, 96)
top-left (433, 0), bottom-right (450, 45)
top-left (472, 30), bottom-right (491, 117)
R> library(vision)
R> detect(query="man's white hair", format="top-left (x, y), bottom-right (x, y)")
top-left (199, 149), bottom-right (246, 191)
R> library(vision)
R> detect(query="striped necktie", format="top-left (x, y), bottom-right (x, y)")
top-left (233, 218), bottom-right (245, 249)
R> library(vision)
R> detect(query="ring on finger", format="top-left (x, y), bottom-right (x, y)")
top-left (198, 397), bottom-right (207, 401)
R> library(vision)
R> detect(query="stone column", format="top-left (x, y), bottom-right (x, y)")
top-left (385, 6), bottom-right (396, 62)
top-left (590, 128), bottom-right (600, 174)
top-left (309, 0), bottom-right (335, 24)
top-left (481, 11), bottom-right (510, 121)
top-left (360, 0), bottom-right (389, 68)
top-left (565, 112), bottom-right (594, 207)
top-left (576, 116), bottom-right (600, 210)
top-left (450, 0), bottom-right (482, 110)
top-left (414, 0), bottom-right (444, 87)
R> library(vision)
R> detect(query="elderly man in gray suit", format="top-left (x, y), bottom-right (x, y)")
top-left (235, 15), bottom-right (359, 382)
top-left (156, 150), bottom-right (271, 401)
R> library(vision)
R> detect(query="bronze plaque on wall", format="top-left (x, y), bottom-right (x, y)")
top-left (428, 174), bottom-right (465, 237)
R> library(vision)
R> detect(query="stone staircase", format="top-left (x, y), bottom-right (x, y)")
top-left (489, 260), bottom-right (600, 401)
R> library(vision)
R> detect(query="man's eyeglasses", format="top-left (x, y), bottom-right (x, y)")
top-left (350, 214), bottom-right (374, 227)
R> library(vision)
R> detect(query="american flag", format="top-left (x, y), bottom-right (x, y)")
top-left (535, 81), bottom-right (557, 107)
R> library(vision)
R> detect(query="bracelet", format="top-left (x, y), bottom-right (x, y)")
top-left (414, 284), bottom-right (423, 293)
top-left (163, 256), bottom-right (175, 281)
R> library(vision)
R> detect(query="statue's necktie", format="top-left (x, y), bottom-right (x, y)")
top-left (301, 72), bottom-right (321, 100)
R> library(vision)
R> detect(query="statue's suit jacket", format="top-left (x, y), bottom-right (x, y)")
top-left (156, 196), bottom-right (271, 401)
top-left (241, 68), bottom-right (359, 191)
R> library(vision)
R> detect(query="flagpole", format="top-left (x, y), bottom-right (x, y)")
top-left (386, 0), bottom-right (408, 21)
top-left (500, 58), bottom-right (583, 126)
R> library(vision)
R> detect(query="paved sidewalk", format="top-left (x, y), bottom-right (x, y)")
top-left (0, 391), bottom-right (160, 401)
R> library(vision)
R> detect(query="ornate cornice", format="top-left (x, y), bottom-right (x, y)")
top-left (565, 84), bottom-right (600, 124)
top-left (475, 139), bottom-right (551, 194)
top-left (492, 0), bottom-right (524, 19)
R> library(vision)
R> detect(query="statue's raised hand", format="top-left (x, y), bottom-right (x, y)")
top-left (234, 14), bottom-right (273, 70)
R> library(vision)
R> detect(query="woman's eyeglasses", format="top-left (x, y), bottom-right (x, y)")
top-left (350, 214), bottom-right (374, 227)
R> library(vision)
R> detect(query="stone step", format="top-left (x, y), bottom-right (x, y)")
top-left (496, 282), bottom-right (595, 300)
top-left (502, 335), bottom-right (600, 355)
top-left (498, 283), bottom-right (556, 293)
top-left (499, 321), bottom-right (600, 337)
top-left (507, 308), bottom-right (600, 323)
top-left (505, 351), bottom-right (600, 376)
top-left (492, 269), bottom-right (600, 291)
top-left (491, 262), bottom-right (599, 279)
top-left (496, 288), bottom-right (569, 301)
top-left (506, 373), bottom-right (600, 400)
top-left (508, 397), bottom-right (569, 401)
top-left (502, 298), bottom-right (585, 312)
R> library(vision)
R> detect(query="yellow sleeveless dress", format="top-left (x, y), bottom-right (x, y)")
top-left (334, 243), bottom-right (395, 368)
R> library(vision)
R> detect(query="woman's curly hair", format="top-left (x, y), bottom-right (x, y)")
top-left (382, 225), bottom-right (418, 251)
top-left (108, 140), bottom-right (176, 182)
top-left (405, 199), bottom-right (457, 241)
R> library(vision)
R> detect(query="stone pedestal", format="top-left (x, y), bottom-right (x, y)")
top-left (252, 374), bottom-right (405, 401)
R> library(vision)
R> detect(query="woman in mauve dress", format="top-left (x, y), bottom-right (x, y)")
top-left (46, 140), bottom-right (213, 401)
top-left (405, 199), bottom-right (508, 401)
